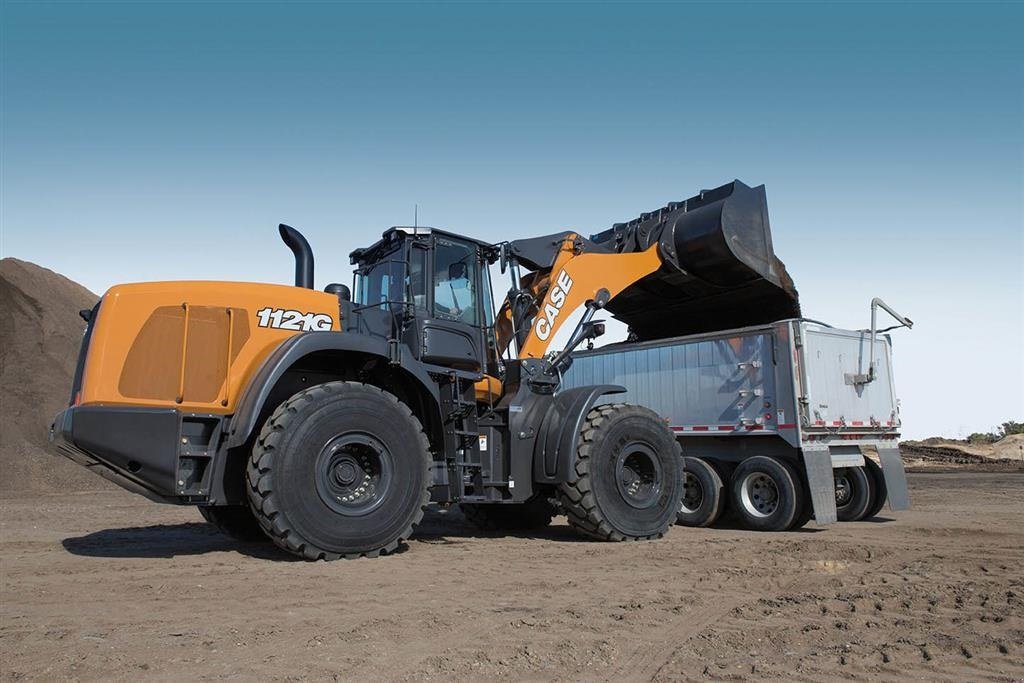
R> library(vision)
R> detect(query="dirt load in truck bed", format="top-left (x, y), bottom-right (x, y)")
top-left (2, 473), bottom-right (1022, 681)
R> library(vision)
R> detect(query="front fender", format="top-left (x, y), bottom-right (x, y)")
top-left (225, 331), bottom-right (441, 449)
top-left (532, 384), bottom-right (626, 483)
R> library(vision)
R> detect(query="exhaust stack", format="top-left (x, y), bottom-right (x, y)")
top-left (279, 224), bottom-right (314, 289)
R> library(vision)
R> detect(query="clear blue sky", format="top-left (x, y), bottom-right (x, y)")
top-left (2, 1), bottom-right (1022, 439)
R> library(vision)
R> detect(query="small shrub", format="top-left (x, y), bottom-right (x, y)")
top-left (1000, 421), bottom-right (1024, 437)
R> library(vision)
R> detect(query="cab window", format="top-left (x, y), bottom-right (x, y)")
top-left (433, 239), bottom-right (480, 326)
top-left (409, 246), bottom-right (427, 310)
top-left (356, 250), bottom-right (403, 308)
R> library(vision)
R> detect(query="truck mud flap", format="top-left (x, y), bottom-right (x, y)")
top-left (801, 444), bottom-right (838, 525)
top-left (877, 446), bottom-right (911, 511)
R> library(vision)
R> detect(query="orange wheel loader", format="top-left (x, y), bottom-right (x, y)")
top-left (51, 180), bottom-right (799, 560)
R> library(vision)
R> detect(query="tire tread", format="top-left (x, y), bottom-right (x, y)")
top-left (557, 403), bottom-right (680, 542)
top-left (245, 381), bottom-right (431, 560)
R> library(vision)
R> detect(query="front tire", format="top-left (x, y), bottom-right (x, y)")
top-left (246, 382), bottom-right (431, 560)
top-left (558, 403), bottom-right (681, 541)
top-left (676, 457), bottom-right (725, 527)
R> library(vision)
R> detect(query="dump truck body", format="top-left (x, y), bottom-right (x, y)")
top-left (562, 318), bottom-right (910, 524)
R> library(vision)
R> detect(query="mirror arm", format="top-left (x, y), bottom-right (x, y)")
top-left (547, 288), bottom-right (610, 374)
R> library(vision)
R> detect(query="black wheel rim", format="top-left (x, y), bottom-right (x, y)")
top-left (680, 471), bottom-right (704, 513)
top-left (615, 442), bottom-right (663, 510)
top-left (315, 433), bottom-right (394, 517)
top-left (835, 470), bottom-right (852, 508)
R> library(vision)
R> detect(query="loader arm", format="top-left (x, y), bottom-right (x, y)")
top-left (496, 234), bottom-right (662, 359)
top-left (496, 179), bottom-right (801, 359)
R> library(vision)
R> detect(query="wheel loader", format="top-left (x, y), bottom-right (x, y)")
top-left (51, 180), bottom-right (801, 560)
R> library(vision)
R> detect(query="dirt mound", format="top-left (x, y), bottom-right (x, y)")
top-left (0, 258), bottom-right (110, 493)
top-left (992, 433), bottom-right (1024, 459)
top-left (899, 436), bottom-right (1024, 471)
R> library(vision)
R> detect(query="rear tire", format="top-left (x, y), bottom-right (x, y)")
top-left (246, 382), bottom-right (431, 560)
top-left (558, 403), bottom-right (681, 541)
top-left (460, 495), bottom-right (556, 531)
top-left (730, 456), bottom-right (802, 532)
top-left (834, 466), bottom-right (872, 522)
top-left (789, 502), bottom-right (814, 530)
top-left (789, 469), bottom-right (814, 530)
top-left (862, 457), bottom-right (888, 519)
top-left (198, 505), bottom-right (268, 542)
top-left (676, 457), bottom-right (725, 527)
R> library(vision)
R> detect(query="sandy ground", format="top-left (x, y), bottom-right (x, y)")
top-left (2, 472), bottom-right (1023, 682)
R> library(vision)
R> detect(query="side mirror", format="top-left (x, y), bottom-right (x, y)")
top-left (581, 320), bottom-right (605, 341)
top-left (499, 244), bottom-right (508, 274)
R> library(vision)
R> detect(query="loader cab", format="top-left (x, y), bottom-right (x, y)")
top-left (351, 227), bottom-right (500, 374)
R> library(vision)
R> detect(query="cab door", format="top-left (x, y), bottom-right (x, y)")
top-left (417, 237), bottom-right (487, 371)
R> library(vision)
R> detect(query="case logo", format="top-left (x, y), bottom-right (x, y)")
top-left (534, 269), bottom-right (573, 341)
top-left (256, 308), bottom-right (333, 332)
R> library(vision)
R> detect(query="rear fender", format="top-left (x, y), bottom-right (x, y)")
top-left (532, 384), bottom-right (626, 483)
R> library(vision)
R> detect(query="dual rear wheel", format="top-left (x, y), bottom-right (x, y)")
top-left (674, 455), bottom-right (803, 531)
top-left (672, 455), bottom-right (887, 531)
top-left (730, 456), bottom-right (807, 531)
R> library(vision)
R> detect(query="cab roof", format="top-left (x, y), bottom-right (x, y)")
top-left (350, 226), bottom-right (498, 266)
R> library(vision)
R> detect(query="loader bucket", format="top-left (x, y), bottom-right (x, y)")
top-left (591, 180), bottom-right (800, 340)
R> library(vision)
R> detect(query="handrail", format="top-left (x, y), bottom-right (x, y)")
top-left (850, 297), bottom-right (913, 385)
top-left (222, 307), bottom-right (234, 407)
top-left (176, 302), bottom-right (191, 403)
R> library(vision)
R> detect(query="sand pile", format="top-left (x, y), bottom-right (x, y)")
top-left (0, 258), bottom-right (109, 493)
top-left (900, 434), bottom-right (1024, 469)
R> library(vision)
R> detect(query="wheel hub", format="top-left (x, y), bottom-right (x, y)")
top-left (615, 443), bottom-right (663, 510)
top-left (315, 433), bottom-right (394, 517)
top-left (835, 471), bottom-right (852, 507)
top-left (680, 471), bottom-right (704, 513)
top-left (740, 472), bottom-right (779, 518)
top-left (333, 460), bottom-right (358, 486)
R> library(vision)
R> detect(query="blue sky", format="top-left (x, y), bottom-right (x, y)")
top-left (2, 1), bottom-right (1021, 439)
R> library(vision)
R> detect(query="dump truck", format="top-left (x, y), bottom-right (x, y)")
top-left (50, 180), bottom-right (900, 560)
top-left (563, 311), bottom-right (913, 531)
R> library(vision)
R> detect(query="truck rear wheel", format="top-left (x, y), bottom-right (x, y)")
top-left (676, 456), bottom-right (725, 527)
top-left (558, 403), bottom-right (681, 541)
top-left (460, 495), bottom-right (556, 531)
top-left (246, 382), bottom-right (431, 560)
top-left (197, 505), bottom-right (268, 542)
top-left (730, 456), bottom-right (802, 532)
top-left (834, 466), bottom-right (872, 522)
top-left (861, 457), bottom-right (888, 519)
